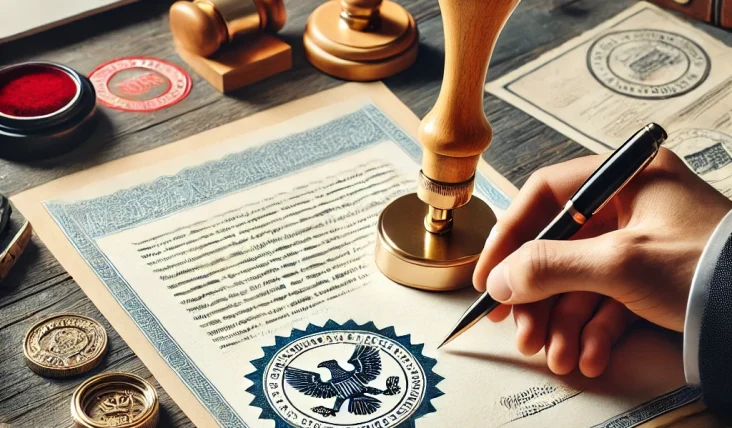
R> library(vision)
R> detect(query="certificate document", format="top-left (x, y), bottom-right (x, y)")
top-left (13, 83), bottom-right (703, 427)
top-left (486, 2), bottom-right (732, 198)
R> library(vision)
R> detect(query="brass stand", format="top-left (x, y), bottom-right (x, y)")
top-left (303, 0), bottom-right (419, 81)
top-left (374, 0), bottom-right (519, 291)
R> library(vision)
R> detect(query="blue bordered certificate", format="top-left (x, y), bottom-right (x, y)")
top-left (13, 83), bottom-right (702, 427)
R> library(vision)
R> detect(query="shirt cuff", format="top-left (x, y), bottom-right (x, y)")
top-left (684, 208), bottom-right (732, 385)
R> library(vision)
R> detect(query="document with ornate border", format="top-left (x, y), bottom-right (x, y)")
top-left (12, 83), bottom-right (702, 427)
top-left (486, 2), bottom-right (732, 199)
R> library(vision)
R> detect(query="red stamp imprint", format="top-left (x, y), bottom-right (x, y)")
top-left (89, 57), bottom-right (192, 112)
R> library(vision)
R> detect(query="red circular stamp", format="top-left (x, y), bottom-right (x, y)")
top-left (89, 57), bottom-right (192, 112)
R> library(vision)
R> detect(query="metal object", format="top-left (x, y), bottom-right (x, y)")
top-left (71, 372), bottom-right (159, 428)
top-left (24, 314), bottom-right (108, 378)
top-left (303, 0), bottom-right (418, 81)
top-left (375, 193), bottom-right (496, 291)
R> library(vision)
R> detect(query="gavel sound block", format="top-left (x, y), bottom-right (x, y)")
top-left (170, 0), bottom-right (292, 93)
top-left (374, 0), bottom-right (520, 291)
top-left (304, 0), bottom-right (419, 81)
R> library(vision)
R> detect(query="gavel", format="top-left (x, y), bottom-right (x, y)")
top-left (170, 0), bottom-right (286, 57)
top-left (375, 0), bottom-right (520, 291)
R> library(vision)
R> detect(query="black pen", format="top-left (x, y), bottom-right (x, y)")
top-left (438, 123), bottom-right (668, 349)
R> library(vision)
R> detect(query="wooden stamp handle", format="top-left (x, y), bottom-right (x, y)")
top-left (418, 0), bottom-right (519, 202)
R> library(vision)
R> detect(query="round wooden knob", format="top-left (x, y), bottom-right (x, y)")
top-left (170, 1), bottom-right (227, 57)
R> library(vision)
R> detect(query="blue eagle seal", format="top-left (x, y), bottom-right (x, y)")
top-left (246, 320), bottom-right (443, 428)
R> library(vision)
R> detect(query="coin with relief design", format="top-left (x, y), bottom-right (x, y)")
top-left (71, 373), bottom-right (159, 428)
top-left (23, 313), bottom-right (107, 378)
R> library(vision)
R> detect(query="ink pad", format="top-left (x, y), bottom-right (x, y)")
top-left (0, 62), bottom-right (98, 161)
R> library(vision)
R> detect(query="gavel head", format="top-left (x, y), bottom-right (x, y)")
top-left (170, 0), bottom-right (286, 57)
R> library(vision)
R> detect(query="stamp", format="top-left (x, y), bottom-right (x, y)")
top-left (587, 30), bottom-right (710, 100)
top-left (89, 57), bottom-right (191, 112)
top-left (666, 129), bottom-right (732, 191)
top-left (246, 320), bottom-right (443, 428)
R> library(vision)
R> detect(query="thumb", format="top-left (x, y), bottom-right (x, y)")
top-left (486, 231), bottom-right (635, 305)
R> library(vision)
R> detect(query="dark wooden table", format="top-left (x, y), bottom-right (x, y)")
top-left (1, 1), bottom-right (731, 426)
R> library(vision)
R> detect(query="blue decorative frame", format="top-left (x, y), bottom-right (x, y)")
top-left (42, 104), bottom-right (509, 428)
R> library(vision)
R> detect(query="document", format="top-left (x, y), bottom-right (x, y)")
top-left (13, 83), bottom-right (703, 428)
top-left (486, 2), bottom-right (732, 198)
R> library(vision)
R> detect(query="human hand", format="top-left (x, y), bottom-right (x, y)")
top-left (473, 148), bottom-right (732, 378)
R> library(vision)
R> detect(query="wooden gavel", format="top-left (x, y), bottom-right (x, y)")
top-left (375, 0), bottom-right (520, 291)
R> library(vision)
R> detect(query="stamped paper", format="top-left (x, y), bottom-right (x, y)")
top-left (246, 320), bottom-right (442, 428)
top-left (89, 56), bottom-right (192, 112)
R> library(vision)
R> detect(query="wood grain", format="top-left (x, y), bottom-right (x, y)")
top-left (1, 0), bottom-right (731, 426)
top-left (419, 0), bottom-right (519, 185)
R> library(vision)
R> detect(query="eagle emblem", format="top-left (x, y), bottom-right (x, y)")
top-left (284, 344), bottom-right (401, 417)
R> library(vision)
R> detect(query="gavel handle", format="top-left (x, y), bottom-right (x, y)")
top-left (417, 0), bottom-right (520, 232)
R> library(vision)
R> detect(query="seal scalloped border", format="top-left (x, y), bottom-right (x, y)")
top-left (245, 320), bottom-right (444, 428)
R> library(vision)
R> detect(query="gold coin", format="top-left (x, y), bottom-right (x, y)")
top-left (71, 373), bottom-right (159, 428)
top-left (23, 313), bottom-right (108, 378)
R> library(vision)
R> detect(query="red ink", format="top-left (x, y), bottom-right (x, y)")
top-left (115, 72), bottom-right (165, 96)
top-left (0, 65), bottom-right (78, 117)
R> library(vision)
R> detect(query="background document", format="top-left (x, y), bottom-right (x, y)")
top-left (486, 2), bottom-right (732, 198)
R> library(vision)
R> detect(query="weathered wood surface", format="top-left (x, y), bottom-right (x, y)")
top-left (1, 1), bottom-right (731, 426)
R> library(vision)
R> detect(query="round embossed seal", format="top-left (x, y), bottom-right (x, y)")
top-left (88, 57), bottom-right (191, 112)
top-left (587, 30), bottom-right (710, 99)
top-left (246, 320), bottom-right (443, 428)
top-left (666, 129), bottom-right (732, 195)
top-left (24, 313), bottom-right (108, 378)
top-left (71, 372), bottom-right (159, 428)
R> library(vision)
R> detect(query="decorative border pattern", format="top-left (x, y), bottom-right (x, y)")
top-left (245, 320), bottom-right (443, 428)
top-left (42, 104), bottom-right (509, 428)
top-left (592, 386), bottom-right (702, 428)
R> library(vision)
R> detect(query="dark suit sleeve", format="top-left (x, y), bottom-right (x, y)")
top-left (684, 209), bottom-right (732, 418)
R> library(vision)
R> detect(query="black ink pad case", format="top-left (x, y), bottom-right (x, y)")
top-left (0, 61), bottom-right (98, 161)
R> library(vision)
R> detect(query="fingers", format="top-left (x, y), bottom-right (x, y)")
top-left (474, 155), bottom-right (615, 292)
top-left (579, 299), bottom-right (635, 378)
top-left (513, 299), bottom-right (556, 356)
top-left (486, 303), bottom-right (512, 322)
top-left (485, 231), bottom-right (637, 305)
top-left (545, 292), bottom-right (603, 375)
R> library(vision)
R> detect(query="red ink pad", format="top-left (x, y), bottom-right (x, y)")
top-left (0, 62), bottom-right (97, 161)
top-left (0, 65), bottom-right (78, 117)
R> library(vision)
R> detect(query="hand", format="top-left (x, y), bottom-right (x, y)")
top-left (473, 148), bottom-right (732, 378)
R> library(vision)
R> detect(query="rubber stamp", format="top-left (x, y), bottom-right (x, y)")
top-left (169, 0), bottom-right (292, 93)
top-left (374, 0), bottom-right (519, 291)
top-left (303, 0), bottom-right (419, 81)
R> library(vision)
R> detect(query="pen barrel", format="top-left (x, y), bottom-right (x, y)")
top-left (536, 209), bottom-right (583, 241)
top-left (571, 123), bottom-right (666, 217)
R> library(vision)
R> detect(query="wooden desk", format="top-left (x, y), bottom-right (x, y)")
top-left (1, 1), bottom-right (730, 426)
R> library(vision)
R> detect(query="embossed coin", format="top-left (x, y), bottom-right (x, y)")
top-left (71, 373), bottom-right (159, 428)
top-left (23, 313), bottom-right (108, 378)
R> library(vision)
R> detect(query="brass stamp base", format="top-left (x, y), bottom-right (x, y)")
top-left (303, 0), bottom-right (418, 81)
top-left (375, 193), bottom-right (496, 291)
